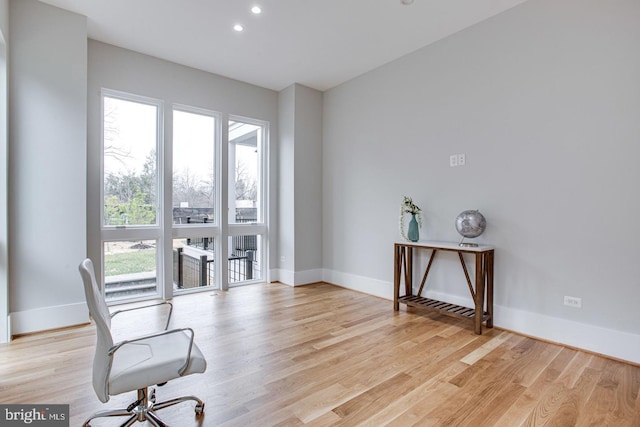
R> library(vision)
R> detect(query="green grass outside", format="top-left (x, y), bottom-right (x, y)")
top-left (104, 249), bottom-right (156, 276)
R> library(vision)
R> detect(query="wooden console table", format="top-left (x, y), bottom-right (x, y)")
top-left (394, 241), bottom-right (494, 334)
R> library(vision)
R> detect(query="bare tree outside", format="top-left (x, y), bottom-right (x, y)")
top-left (103, 98), bottom-right (132, 165)
top-left (235, 158), bottom-right (257, 202)
top-left (228, 120), bottom-right (261, 223)
top-left (102, 96), bottom-right (158, 226)
top-left (173, 165), bottom-right (215, 209)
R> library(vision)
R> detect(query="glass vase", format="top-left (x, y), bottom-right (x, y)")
top-left (407, 214), bottom-right (419, 242)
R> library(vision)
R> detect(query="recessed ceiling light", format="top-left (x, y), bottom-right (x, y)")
top-left (251, 6), bottom-right (262, 14)
top-left (233, 24), bottom-right (244, 32)
top-left (401, 0), bottom-right (414, 4)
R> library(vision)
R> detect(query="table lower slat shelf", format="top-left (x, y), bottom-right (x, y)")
top-left (398, 295), bottom-right (490, 323)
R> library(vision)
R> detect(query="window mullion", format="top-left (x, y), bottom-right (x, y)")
top-left (219, 113), bottom-right (229, 290)
top-left (161, 105), bottom-right (173, 299)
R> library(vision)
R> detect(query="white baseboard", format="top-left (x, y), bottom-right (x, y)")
top-left (270, 268), bottom-right (323, 287)
top-left (322, 269), bottom-right (393, 299)
top-left (322, 269), bottom-right (640, 365)
top-left (493, 305), bottom-right (640, 365)
top-left (295, 268), bottom-right (323, 285)
top-left (10, 302), bottom-right (89, 337)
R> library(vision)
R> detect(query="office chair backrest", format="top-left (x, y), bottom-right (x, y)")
top-left (79, 258), bottom-right (115, 403)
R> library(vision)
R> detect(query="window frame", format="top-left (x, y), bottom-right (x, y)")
top-left (101, 89), bottom-right (164, 231)
top-left (227, 115), bottom-right (269, 287)
top-left (169, 104), bottom-right (222, 296)
top-left (100, 89), bottom-right (165, 302)
top-left (97, 89), bottom-right (270, 302)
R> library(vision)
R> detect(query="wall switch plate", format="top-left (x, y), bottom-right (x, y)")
top-left (449, 154), bottom-right (458, 167)
top-left (563, 296), bottom-right (582, 308)
top-left (458, 153), bottom-right (466, 166)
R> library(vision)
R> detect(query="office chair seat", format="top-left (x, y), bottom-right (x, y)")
top-left (109, 331), bottom-right (207, 396)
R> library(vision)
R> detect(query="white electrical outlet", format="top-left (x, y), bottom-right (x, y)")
top-left (563, 296), bottom-right (582, 308)
top-left (450, 153), bottom-right (466, 167)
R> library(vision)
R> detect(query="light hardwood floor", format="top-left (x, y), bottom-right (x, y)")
top-left (1, 282), bottom-right (638, 426)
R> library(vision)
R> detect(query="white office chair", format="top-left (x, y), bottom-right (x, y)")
top-left (79, 258), bottom-right (207, 426)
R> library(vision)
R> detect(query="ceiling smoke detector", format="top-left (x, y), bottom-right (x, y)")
top-left (401, 0), bottom-right (414, 4)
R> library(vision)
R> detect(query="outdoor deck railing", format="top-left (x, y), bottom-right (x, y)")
top-left (173, 247), bottom-right (256, 288)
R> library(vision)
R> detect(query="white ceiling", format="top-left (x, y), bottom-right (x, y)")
top-left (39, 0), bottom-right (529, 92)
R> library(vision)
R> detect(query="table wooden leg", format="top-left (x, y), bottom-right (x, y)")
top-left (393, 245), bottom-right (400, 311)
top-left (405, 247), bottom-right (413, 296)
top-left (474, 252), bottom-right (485, 334)
top-left (486, 251), bottom-right (494, 328)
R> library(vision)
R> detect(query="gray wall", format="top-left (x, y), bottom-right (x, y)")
top-left (0, 0), bottom-right (8, 341)
top-left (323, 0), bottom-right (640, 362)
top-left (293, 85), bottom-right (323, 275)
top-left (0, 0), bottom-right (6, 33)
top-left (277, 85), bottom-right (296, 277)
top-left (276, 83), bottom-right (323, 285)
top-left (9, 0), bottom-right (87, 334)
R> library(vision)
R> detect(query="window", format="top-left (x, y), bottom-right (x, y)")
top-left (172, 109), bottom-right (216, 225)
top-left (100, 90), bottom-right (269, 301)
top-left (229, 120), bottom-right (263, 224)
top-left (228, 234), bottom-right (262, 283)
top-left (104, 240), bottom-right (158, 301)
top-left (173, 237), bottom-right (216, 290)
top-left (171, 107), bottom-right (219, 293)
top-left (101, 90), bottom-right (162, 301)
top-left (103, 95), bottom-right (159, 227)
top-left (228, 117), bottom-right (267, 286)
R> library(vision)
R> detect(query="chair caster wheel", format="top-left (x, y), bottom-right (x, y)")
top-left (149, 389), bottom-right (156, 404)
top-left (195, 402), bottom-right (205, 416)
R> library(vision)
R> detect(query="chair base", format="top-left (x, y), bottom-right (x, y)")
top-left (83, 387), bottom-right (205, 427)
